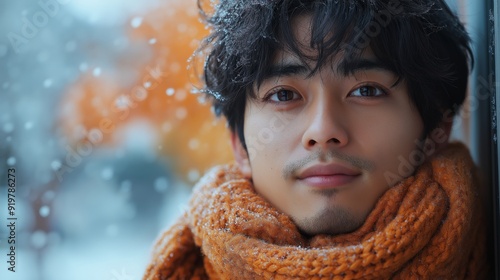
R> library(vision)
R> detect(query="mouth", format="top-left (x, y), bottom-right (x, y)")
top-left (296, 163), bottom-right (361, 189)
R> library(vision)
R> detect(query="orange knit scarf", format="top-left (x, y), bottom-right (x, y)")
top-left (143, 143), bottom-right (487, 279)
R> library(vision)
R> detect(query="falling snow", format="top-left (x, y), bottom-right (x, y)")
top-left (154, 177), bottom-right (169, 192)
top-left (101, 167), bottom-right (114, 180)
top-left (166, 88), bottom-right (175, 96)
top-left (44, 79), bottom-right (53, 88)
top-left (40, 206), bottom-right (51, 217)
top-left (188, 138), bottom-right (200, 150)
top-left (25, 121), bottom-right (34, 130)
top-left (175, 107), bottom-right (188, 120)
top-left (51, 160), bottom-right (62, 170)
top-left (79, 62), bottom-right (89, 72)
top-left (130, 17), bottom-right (143, 28)
top-left (93, 67), bottom-right (102, 77)
top-left (115, 95), bottom-right (131, 109)
top-left (42, 191), bottom-right (56, 203)
top-left (162, 122), bottom-right (173, 133)
top-left (31, 230), bottom-right (48, 249)
top-left (174, 89), bottom-right (187, 101)
top-left (6, 157), bottom-right (16, 166)
top-left (188, 169), bottom-right (200, 182)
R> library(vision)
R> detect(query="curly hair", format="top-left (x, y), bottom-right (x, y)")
top-left (196, 0), bottom-right (472, 148)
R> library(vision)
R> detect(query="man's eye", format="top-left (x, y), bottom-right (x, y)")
top-left (267, 89), bottom-right (300, 102)
top-left (349, 85), bottom-right (387, 97)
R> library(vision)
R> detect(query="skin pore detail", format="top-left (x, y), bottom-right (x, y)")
top-left (236, 14), bottom-right (425, 236)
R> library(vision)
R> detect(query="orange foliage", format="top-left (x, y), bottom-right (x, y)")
top-left (59, 0), bottom-right (233, 182)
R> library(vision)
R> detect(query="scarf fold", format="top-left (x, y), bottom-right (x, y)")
top-left (144, 143), bottom-right (487, 279)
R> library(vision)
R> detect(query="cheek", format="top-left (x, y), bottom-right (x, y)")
top-left (244, 121), bottom-right (288, 210)
top-left (244, 113), bottom-right (279, 172)
top-left (357, 106), bottom-right (424, 179)
top-left (243, 108), bottom-right (299, 201)
top-left (244, 107), bottom-right (296, 161)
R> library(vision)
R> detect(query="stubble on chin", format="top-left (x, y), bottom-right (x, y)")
top-left (294, 205), bottom-right (363, 236)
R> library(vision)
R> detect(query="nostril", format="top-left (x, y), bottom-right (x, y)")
top-left (329, 138), bottom-right (340, 144)
top-left (308, 138), bottom-right (341, 146)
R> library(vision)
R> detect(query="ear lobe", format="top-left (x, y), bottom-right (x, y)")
top-left (231, 132), bottom-right (252, 178)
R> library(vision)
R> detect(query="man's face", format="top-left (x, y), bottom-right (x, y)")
top-left (233, 15), bottom-right (424, 235)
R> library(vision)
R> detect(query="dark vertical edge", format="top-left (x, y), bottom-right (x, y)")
top-left (491, 0), bottom-right (500, 277)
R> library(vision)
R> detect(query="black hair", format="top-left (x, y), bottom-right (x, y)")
top-left (197, 0), bottom-right (472, 149)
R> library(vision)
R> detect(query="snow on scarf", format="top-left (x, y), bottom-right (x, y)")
top-left (143, 143), bottom-right (487, 279)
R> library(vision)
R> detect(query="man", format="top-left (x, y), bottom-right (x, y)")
top-left (144, 0), bottom-right (489, 278)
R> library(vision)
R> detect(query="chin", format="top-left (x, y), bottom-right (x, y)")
top-left (294, 207), bottom-right (363, 236)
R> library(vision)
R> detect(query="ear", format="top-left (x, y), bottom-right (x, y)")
top-left (231, 132), bottom-right (252, 178)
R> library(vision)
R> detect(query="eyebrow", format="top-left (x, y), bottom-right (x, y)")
top-left (341, 59), bottom-right (401, 88)
top-left (262, 64), bottom-right (311, 82)
top-left (338, 58), bottom-right (395, 75)
top-left (260, 58), bottom-right (399, 88)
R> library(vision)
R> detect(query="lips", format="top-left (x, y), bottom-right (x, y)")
top-left (296, 163), bottom-right (361, 189)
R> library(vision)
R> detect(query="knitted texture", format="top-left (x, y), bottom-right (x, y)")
top-left (143, 143), bottom-right (487, 279)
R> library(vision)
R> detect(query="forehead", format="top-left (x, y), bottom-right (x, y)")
top-left (290, 14), bottom-right (314, 49)
top-left (272, 13), bottom-right (379, 74)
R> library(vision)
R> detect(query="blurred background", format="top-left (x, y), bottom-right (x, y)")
top-left (0, 0), bottom-right (497, 279)
top-left (0, 0), bottom-right (234, 279)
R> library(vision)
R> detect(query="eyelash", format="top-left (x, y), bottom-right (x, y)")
top-left (348, 84), bottom-right (388, 98)
top-left (262, 83), bottom-right (389, 104)
top-left (262, 87), bottom-right (301, 103)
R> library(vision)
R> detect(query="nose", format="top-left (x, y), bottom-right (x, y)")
top-left (301, 99), bottom-right (349, 150)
